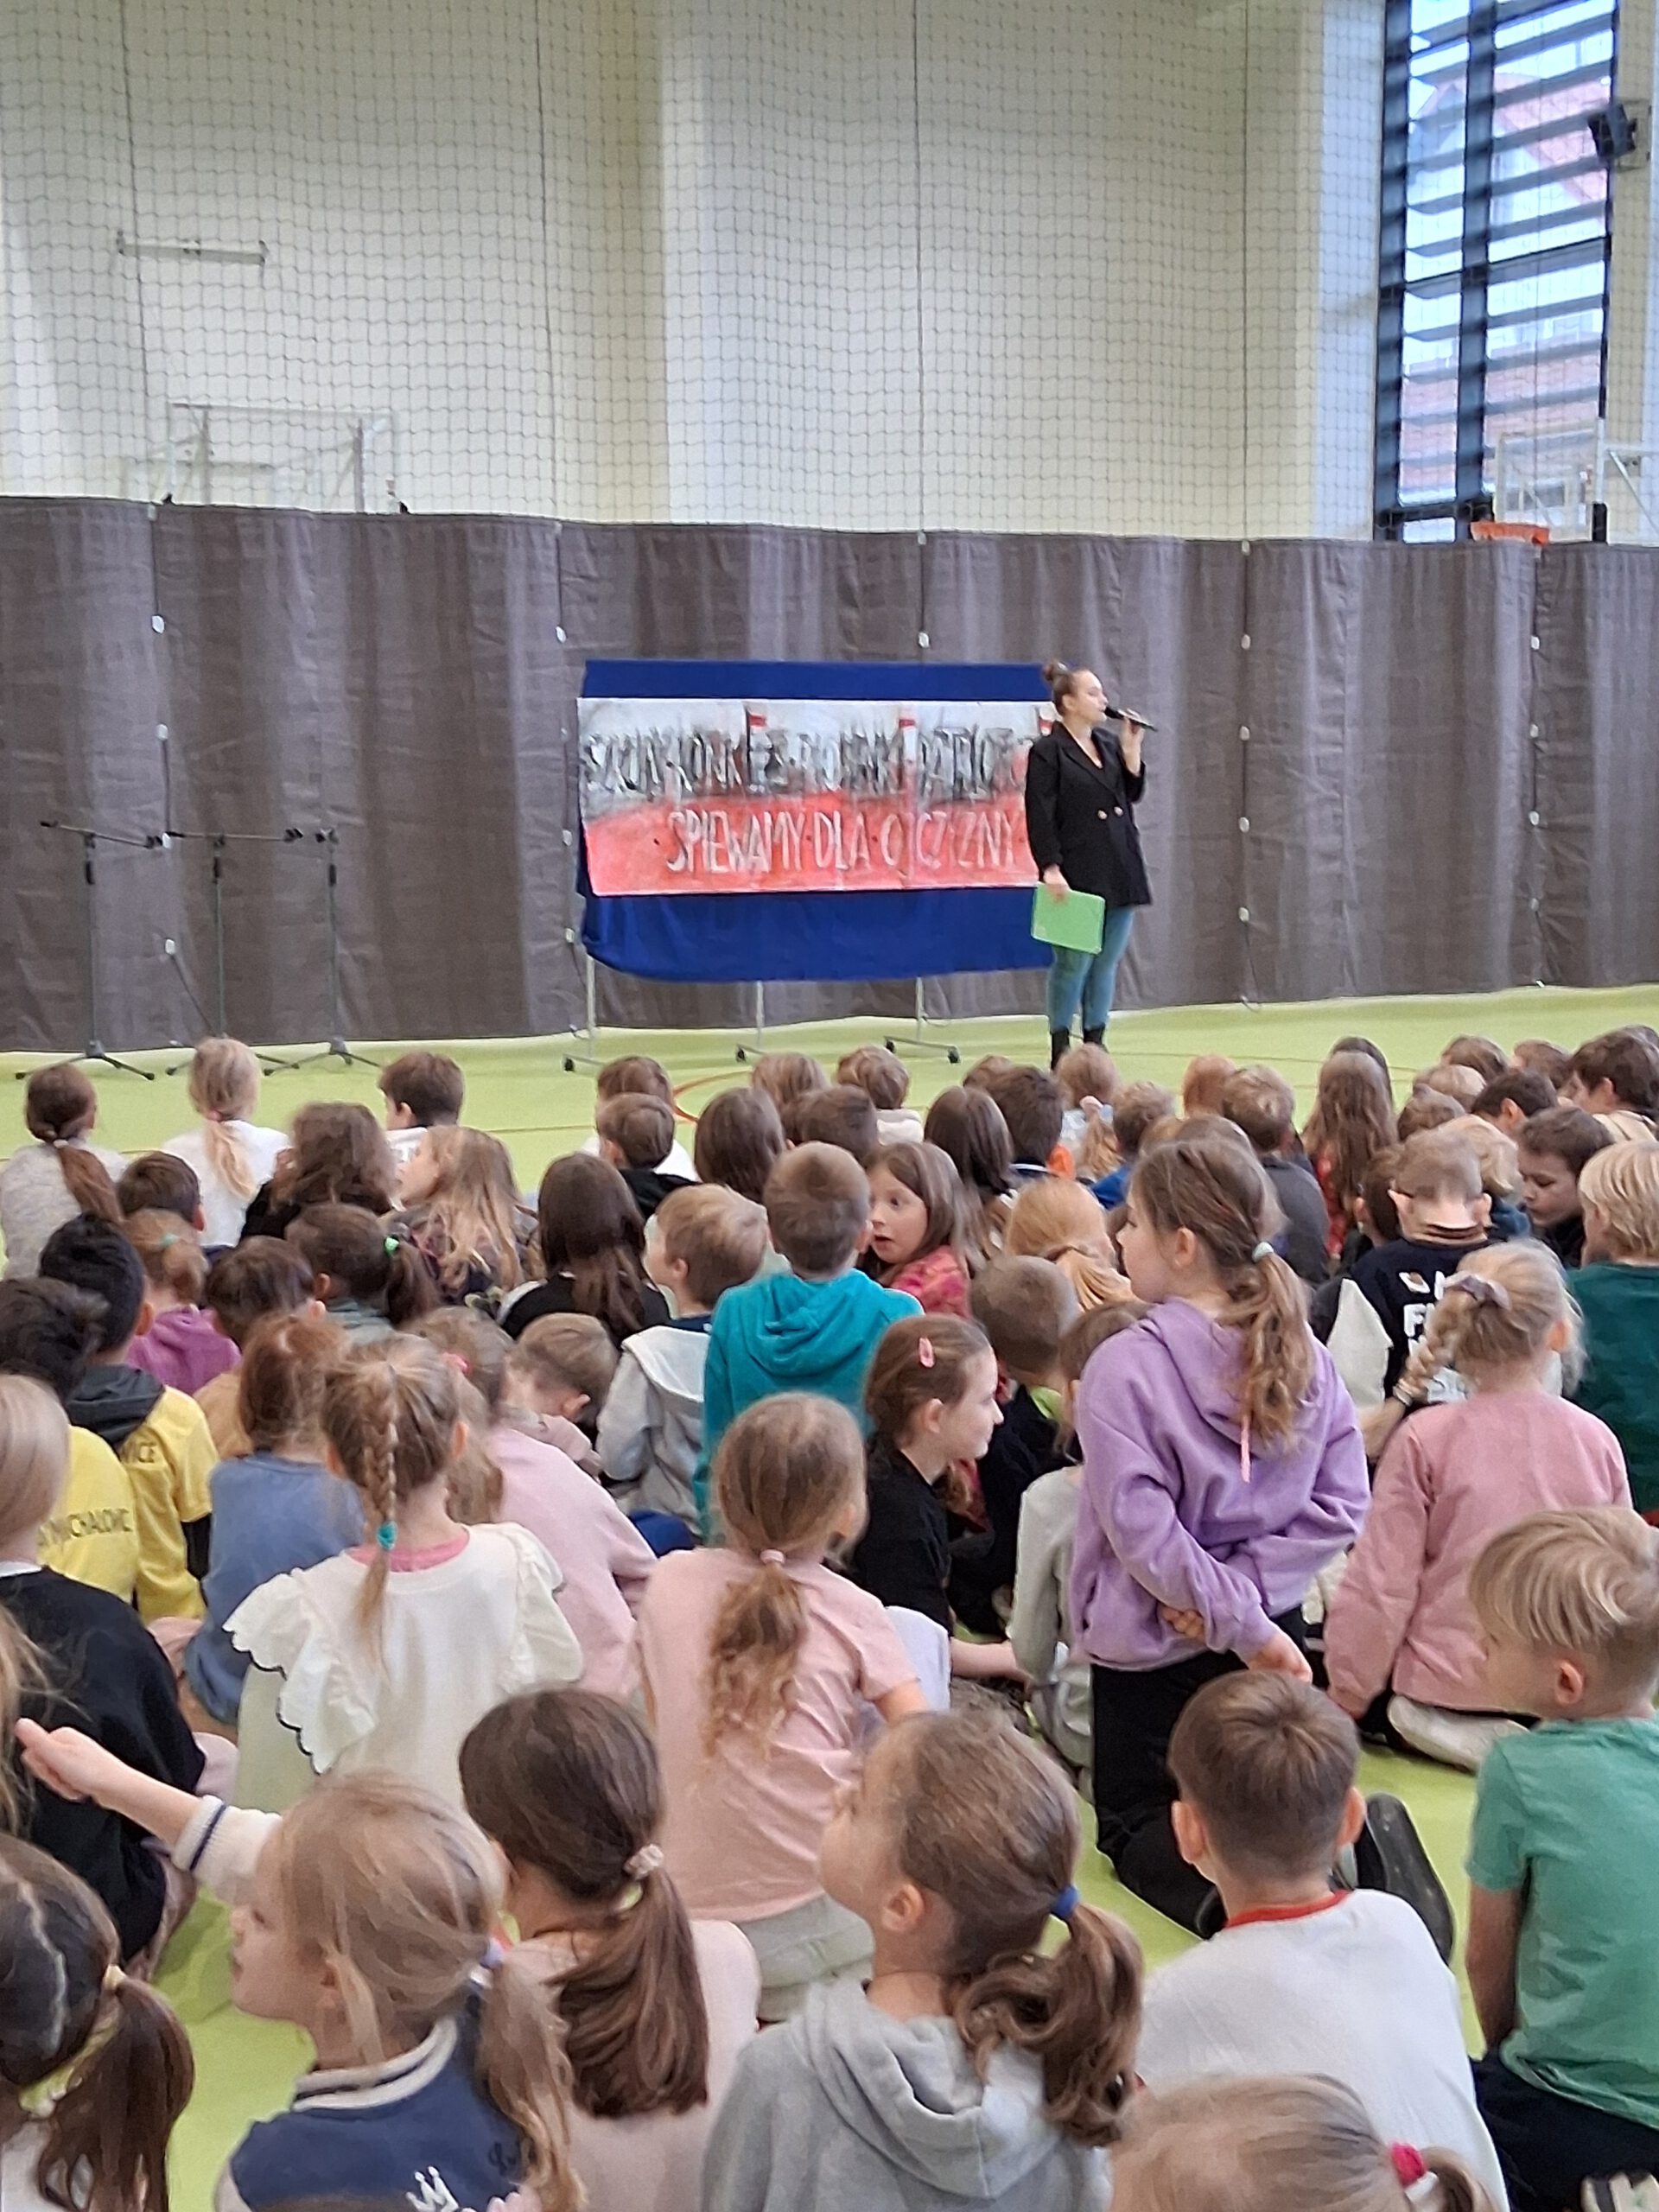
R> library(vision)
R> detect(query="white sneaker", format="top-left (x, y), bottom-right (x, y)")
top-left (1387, 1695), bottom-right (1526, 1773)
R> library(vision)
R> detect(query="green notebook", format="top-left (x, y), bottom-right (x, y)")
top-left (1031, 883), bottom-right (1105, 954)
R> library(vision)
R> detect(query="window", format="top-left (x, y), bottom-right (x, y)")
top-left (1376, 0), bottom-right (1618, 538)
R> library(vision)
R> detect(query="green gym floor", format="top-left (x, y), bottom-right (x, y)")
top-left (8, 979), bottom-right (1658, 2206)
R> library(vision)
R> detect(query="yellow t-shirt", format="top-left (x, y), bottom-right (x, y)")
top-left (119, 1387), bottom-right (215, 1623)
top-left (38, 1427), bottom-right (140, 1605)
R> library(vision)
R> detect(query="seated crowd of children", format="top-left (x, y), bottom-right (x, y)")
top-left (2, 1021), bottom-right (1658, 2212)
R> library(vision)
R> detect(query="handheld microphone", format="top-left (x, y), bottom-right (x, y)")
top-left (1106, 702), bottom-right (1159, 733)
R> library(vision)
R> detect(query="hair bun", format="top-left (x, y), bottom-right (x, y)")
top-left (1040, 658), bottom-right (1070, 686)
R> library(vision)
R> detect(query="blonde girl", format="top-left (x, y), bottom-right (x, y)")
top-left (705, 1705), bottom-right (1143, 2212)
top-left (0, 1065), bottom-right (124, 1281)
top-left (866, 1141), bottom-right (977, 1313)
top-left (1304, 1049), bottom-right (1399, 1260)
top-left (1328, 1242), bottom-right (1629, 1767)
top-left (393, 1124), bottom-right (529, 1302)
top-left (1005, 1173), bottom-right (1134, 1310)
top-left (1112, 2076), bottom-right (1493, 2212)
top-left (0, 1839), bottom-right (193, 2212)
top-left (14, 1732), bottom-right (579, 2212)
top-left (223, 1334), bottom-right (581, 1810)
top-left (637, 1394), bottom-right (926, 2019)
top-left (1071, 1135), bottom-right (1369, 1931)
top-left (162, 1039), bottom-right (285, 1249)
top-left (1571, 1138), bottom-right (1659, 1518)
top-left (0, 1375), bottom-right (205, 1964)
top-left (124, 1210), bottom-right (238, 1396)
top-left (461, 1688), bottom-right (759, 2209)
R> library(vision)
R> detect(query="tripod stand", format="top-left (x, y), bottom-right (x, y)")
top-left (274, 829), bottom-right (381, 1072)
top-left (21, 823), bottom-right (156, 1080)
top-left (160, 828), bottom-right (293, 1076)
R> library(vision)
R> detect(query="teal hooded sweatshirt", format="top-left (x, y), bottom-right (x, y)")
top-left (695, 1270), bottom-right (920, 1523)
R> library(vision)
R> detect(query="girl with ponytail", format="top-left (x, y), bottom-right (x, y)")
top-left (224, 1334), bottom-right (580, 1811)
top-left (162, 1038), bottom-right (285, 1249)
top-left (460, 1688), bottom-right (759, 2207)
top-left (637, 1394), bottom-right (926, 2020)
top-left (13, 1732), bottom-right (579, 2212)
top-left (1326, 1240), bottom-right (1629, 1769)
top-left (0, 1838), bottom-right (193, 2212)
top-left (1070, 1134), bottom-right (1369, 1932)
top-left (0, 1065), bottom-right (124, 1280)
top-left (1112, 2076), bottom-right (1496, 2212)
top-left (705, 1704), bottom-right (1141, 2212)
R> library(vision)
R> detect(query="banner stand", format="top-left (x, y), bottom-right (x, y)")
top-left (886, 977), bottom-right (963, 1065)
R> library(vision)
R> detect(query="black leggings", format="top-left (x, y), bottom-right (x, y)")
top-left (1090, 1611), bottom-right (1306, 1932)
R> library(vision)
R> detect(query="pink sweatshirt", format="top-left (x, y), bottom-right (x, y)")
top-left (1325, 1394), bottom-right (1630, 1713)
top-left (490, 1422), bottom-right (656, 1697)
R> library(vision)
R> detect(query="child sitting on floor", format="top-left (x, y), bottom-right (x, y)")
top-left (1515, 1103), bottom-right (1611, 1269)
top-left (922, 1084), bottom-right (1017, 1256)
top-left (162, 1036), bottom-right (286, 1248)
top-left (597, 1182), bottom-right (769, 1530)
top-left (0, 1838), bottom-right (193, 2206)
top-left (846, 1313), bottom-right (1022, 1684)
top-left (1465, 1510), bottom-right (1659, 2212)
top-left (1005, 1174), bottom-right (1130, 1311)
top-left (182, 1309), bottom-right (362, 1729)
top-left (1320, 1130), bottom-right (1495, 1434)
top-left (693, 1085), bottom-right (786, 1205)
top-left (1090, 1079), bottom-right (1176, 1210)
top-left (698, 1145), bottom-right (919, 1497)
top-left (376, 1046), bottom-right (466, 1183)
top-left (596, 1091), bottom-right (696, 1224)
top-left (287, 1205), bottom-right (438, 1341)
top-left (241, 1100), bottom-right (397, 1243)
top-left (1221, 1065), bottom-right (1331, 1285)
top-left (505, 1311), bottom-right (618, 1477)
top-left (118, 1148), bottom-right (204, 1228)
top-left (1304, 1050), bottom-right (1399, 1262)
top-left (0, 1376), bottom-right (204, 1967)
top-left (15, 1737), bottom-right (579, 2212)
top-left (1445, 1116), bottom-right (1529, 1240)
top-left (194, 1236), bottom-right (316, 1461)
top-left (1569, 1141), bottom-right (1659, 1518)
top-left (414, 1306), bottom-right (654, 1698)
top-left (586, 1052), bottom-right (698, 1180)
top-left (39, 1217), bottom-right (215, 1624)
top-left (0, 1065), bottom-right (124, 1281)
top-left (989, 1065), bottom-right (1070, 1181)
top-left (1563, 1027), bottom-right (1659, 1139)
top-left (1112, 2077), bottom-right (1497, 2212)
top-left (1011, 1298), bottom-right (1148, 1781)
top-left (460, 1688), bottom-right (759, 2212)
top-left (954, 1256), bottom-right (1079, 1634)
top-left (1182, 1053), bottom-right (1237, 1118)
top-left (1055, 1041), bottom-right (1117, 1163)
top-left (638, 1395), bottom-right (925, 2019)
top-left (1326, 1242), bottom-right (1629, 1769)
top-left (790, 1084), bottom-right (882, 1166)
top-left (504, 1155), bottom-right (670, 1350)
top-left (124, 1210), bottom-right (239, 1395)
top-left (0, 1281), bottom-right (138, 1605)
top-left (1072, 1135), bottom-right (1368, 1933)
top-left (225, 1334), bottom-right (582, 1808)
top-left (748, 1050), bottom-right (829, 1118)
top-left (702, 1706), bottom-right (1141, 2212)
top-left (866, 1141), bottom-right (976, 1316)
top-left (837, 1045), bottom-right (925, 1147)
top-left (1473, 1065), bottom-right (1558, 1138)
top-left (390, 1124), bottom-right (529, 1302)
top-left (1137, 1674), bottom-right (1503, 2197)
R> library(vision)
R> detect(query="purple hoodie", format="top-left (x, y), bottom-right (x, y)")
top-left (128, 1306), bottom-right (239, 1397)
top-left (1070, 1297), bottom-right (1367, 1670)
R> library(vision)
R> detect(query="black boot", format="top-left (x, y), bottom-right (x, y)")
top-left (1049, 1028), bottom-right (1071, 1071)
top-left (1082, 1026), bottom-right (1105, 1047)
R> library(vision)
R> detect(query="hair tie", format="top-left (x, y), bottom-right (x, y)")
top-left (759, 1548), bottom-right (785, 1567)
top-left (102, 1962), bottom-right (127, 1997)
top-left (1447, 1273), bottom-right (1510, 1311)
top-left (1390, 2145), bottom-right (1427, 2189)
top-left (1051, 1884), bottom-right (1080, 1923)
top-left (376, 1521), bottom-right (397, 1552)
top-left (384, 1236), bottom-right (401, 1258)
top-left (1251, 1240), bottom-right (1274, 1263)
top-left (625, 1842), bottom-right (664, 1880)
top-left (917, 1334), bottom-right (935, 1370)
top-left (481, 1937), bottom-right (507, 1972)
top-left (159, 1232), bottom-right (178, 1251)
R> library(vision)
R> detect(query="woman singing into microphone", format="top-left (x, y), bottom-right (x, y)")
top-left (1023, 659), bottom-right (1152, 1069)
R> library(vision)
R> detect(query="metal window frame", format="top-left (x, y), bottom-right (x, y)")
top-left (1374, 0), bottom-right (1618, 539)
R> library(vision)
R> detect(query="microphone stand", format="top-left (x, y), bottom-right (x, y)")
top-left (158, 827), bottom-right (294, 1076)
top-left (272, 829), bottom-right (382, 1071)
top-left (22, 823), bottom-right (157, 1080)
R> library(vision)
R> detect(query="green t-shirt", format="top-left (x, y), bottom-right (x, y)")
top-left (1467, 1717), bottom-right (1659, 2128)
top-left (1570, 1262), bottom-right (1659, 1514)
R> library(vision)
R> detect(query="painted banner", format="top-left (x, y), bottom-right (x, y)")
top-left (578, 695), bottom-right (1047, 895)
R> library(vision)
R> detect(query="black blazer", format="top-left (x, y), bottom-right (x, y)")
top-left (1024, 725), bottom-right (1151, 911)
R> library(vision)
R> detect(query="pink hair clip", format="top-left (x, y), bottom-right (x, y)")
top-left (917, 1335), bottom-right (935, 1370)
top-left (1390, 2145), bottom-right (1427, 2189)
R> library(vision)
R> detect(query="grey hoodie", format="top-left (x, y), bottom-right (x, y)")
top-left (701, 1978), bottom-right (1108, 2212)
top-left (596, 1317), bottom-right (710, 1523)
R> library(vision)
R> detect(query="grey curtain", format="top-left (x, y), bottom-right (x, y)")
top-left (2, 501), bottom-right (1655, 1053)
